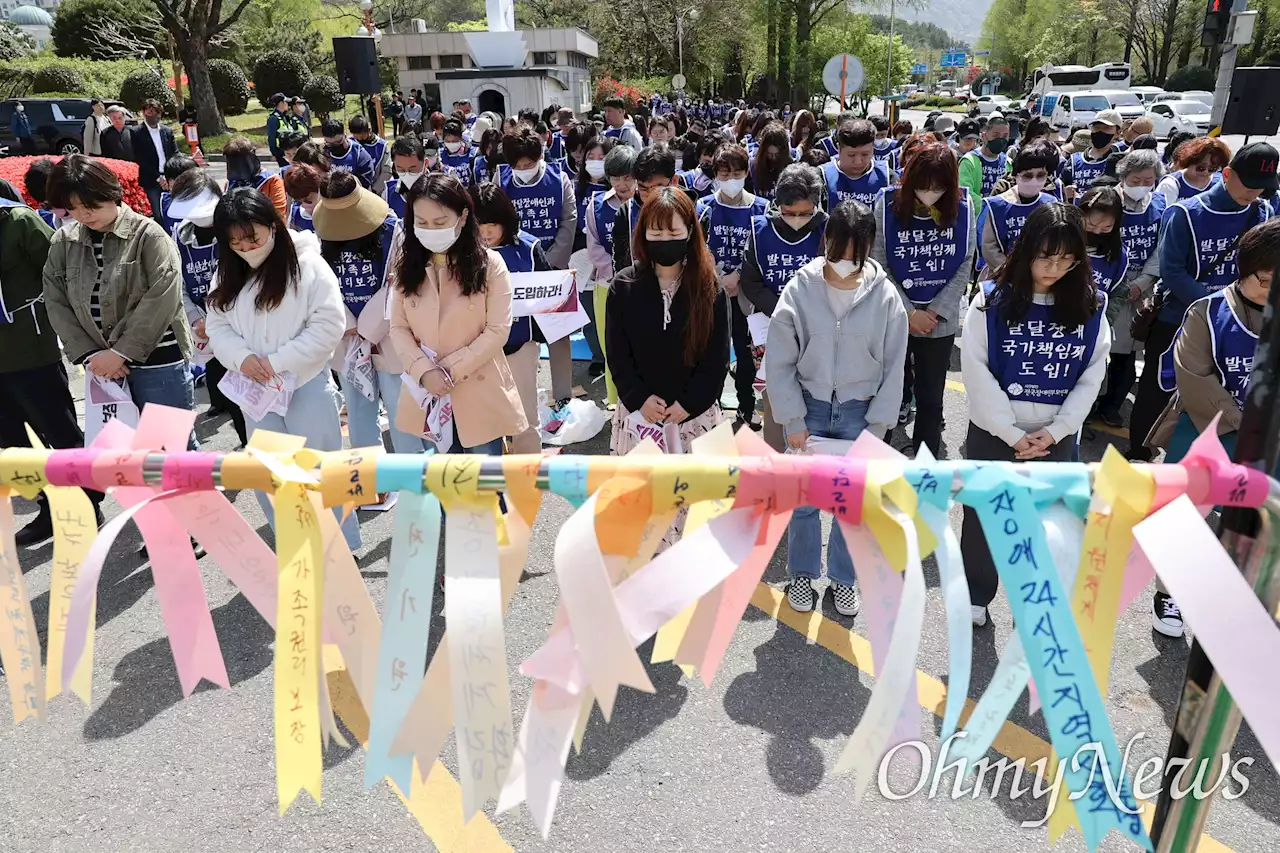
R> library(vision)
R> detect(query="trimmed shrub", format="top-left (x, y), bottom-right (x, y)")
top-left (252, 50), bottom-right (310, 109)
top-left (209, 58), bottom-right (251, 116)
top-left (303, 74), bottom-right (344, 118)
top-left (119, 68), bottom-right (177, 116)
top-left (1165, 64), bottom-right (1215, 92)
top-left (0, 57), bottom-right (152, 100)
top-left (32, 64), bottom-right (87, 95)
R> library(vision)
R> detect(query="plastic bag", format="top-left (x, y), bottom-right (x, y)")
top-left (538, 393), bottom-right (608, 446)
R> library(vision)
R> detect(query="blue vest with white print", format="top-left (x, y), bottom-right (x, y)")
top-left (751, 215), bottom-right (825, 294)
top-left (983, 192), bottom-right (1056, 255)
top-left (441, 147), bottom-right (475, 185)
top-left (822, 160), bottom-right (891, 209)
top-left (1158, 290), bottom-right (1257, 405)
top-left (1120, 193), bottom-right (1165, 269)
top-left (873, 139), bottom-right (897, 163)
top-left (497, 232), bottom-right (538, 350)
top-left (983, 281), bottom-right (1108, 404)
top-left (358, 137), bottom-right (387, 171)
top-left (330, 215), bottom-right (398, 317)
top-left (698, 195), bottom-right (768, 274)
top-left (173, 225), bottom-right (219, 309)
top-left (499, 162), bottom-right (565, 251)
top-left (289, 201), bottom-right (315, 232)
top-left (1071, 152), bottom-right (1109, 194)
top-left (975, 151), bottom-right (1008, 197)
top-left (1175, 194), bottom-right (1268, 293)
top-left (1174, 169), bottom-right (1222, 200)
top-left (1087, 248), bottom-right (1130, 295)
top-left (592, 191), bottom-right (618, 258)
top-left (881, 185), bottom-right (970, 304)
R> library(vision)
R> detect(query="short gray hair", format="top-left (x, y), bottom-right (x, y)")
top-left (1117, 148), bottom-right (1164, 180)
top-left (774, 163), bottom-right (824, 207)
top-left (106, 104), bottom-right (126, 115)
top-left (604, 144), bottom-right (637, 178)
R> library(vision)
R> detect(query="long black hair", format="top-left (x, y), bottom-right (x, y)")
top-left (1077, 186), bottom-right (1124, 266)
top-left (986, 202), bottom-right (1097, 328)
top-left (209, 187), bottom-right (299, 312)
top-left (395, 172), bottom-right (488, 297)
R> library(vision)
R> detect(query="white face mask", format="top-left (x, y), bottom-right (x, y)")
top-left (398, 170), bottom-right (423, 190)
top-left (1123, 184), bottom-right (1152, 202)
top-left (425, 152), bottom-right (439, 165)
top-left (716, 177), bottom-right (746, 197)
top-left (1016, 177), bottom-right (1044, 199)
top-left (782, 213), bottom-right (813, 231)
top-left (415, 224), bottom-right (460, 253)
top-left (235, 231), bottom-right (276, 270)
top-left (298, 206), bottom-right (314, 221)
top-left (915, 189), bottom-right (945, 207)
top-left (829, 259), bottom-right (860, 278)
top-left (513, 165), bottom-right (540, 182)
top-left (585, 159), bottom-right (606, 179)
top-left (445, 141), bottom-right (465, 154)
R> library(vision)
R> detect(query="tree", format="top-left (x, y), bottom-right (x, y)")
top-left (52, 0), bottom-right (166, 61)
top-left (0, 21), bottom-right (36, 58)
top-left (303, 75), bottom-right (344, 119)
top-left (32, 65), bottom-right (88, 95)
top-left (252, 50), bottom-right (311, 108)
top-left (220, 0), bottom-right (327, 73)
top-left (120, 68), bottom-right (178, 114)
top-left (208, 58), bottom-right (251, 115)
top-left (150, 0), bottom-right (257, 139)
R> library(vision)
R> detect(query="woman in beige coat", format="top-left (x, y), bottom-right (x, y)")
top-left (389, 172), bottom-right (527, 453)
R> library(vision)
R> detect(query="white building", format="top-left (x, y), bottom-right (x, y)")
top-left (0, 0), bottom-right (58, 20)
top-left (378, 25), bottom-right (597, 118)
top-left (5, 4), bottom-right (55, 50)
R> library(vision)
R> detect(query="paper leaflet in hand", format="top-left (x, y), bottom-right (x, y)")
top-left (83, 373), bottom-right (139, 445)
top-left (569, 248), bottom-right (595, 292)
top-left (342, 336), bottom-right (378, 403)
top-left (510, 270), bottom-right (589, 343)
top-left (747, 312), bottom-right (769, 394)
top-left (400, 344), bottom-right (453, 449)
top-left (783, 435), bottom-right (853, 455)
top-left (623, 410), bottom-right (682, 453)
top-left (186, 306), bottom-right (214, 367)
top-left (217, 369), bottom-right (298, 422)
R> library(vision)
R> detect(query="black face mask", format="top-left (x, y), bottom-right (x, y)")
top-left (700, 163), bottom-right (715, 178)
top-left (1090, 130), bottom-right (1115, 150)
top-left (986, 137), bottom-right (1010, 154)
top-left (647, 237), bottom-right (688, 267)
top-left (1086, 232), bottom-right (1107, 250)
top-left (327, 141), bottom-right (348, 156)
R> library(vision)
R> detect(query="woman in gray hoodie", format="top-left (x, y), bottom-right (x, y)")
top-left (765, 200), bottom-right (909, 617)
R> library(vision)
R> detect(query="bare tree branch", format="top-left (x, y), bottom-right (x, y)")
top-left (209, 0), bottom-right (254, 36)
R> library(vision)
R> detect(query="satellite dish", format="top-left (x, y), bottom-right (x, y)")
top-left (823, 54), bottom-right (865, 99)
top-left (672, 73), bottom-right (687, 91)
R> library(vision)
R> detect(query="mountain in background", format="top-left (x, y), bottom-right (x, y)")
top-left (869, 0), bottom-right (995, 49)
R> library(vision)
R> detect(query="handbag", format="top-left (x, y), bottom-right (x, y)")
top-left (1130, 202), bottom-right (1262, 342)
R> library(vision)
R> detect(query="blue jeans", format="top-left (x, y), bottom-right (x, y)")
top-left (786, 393), bottom-right (870, 586)
top-left (128, 361), bottom-right (198, 449)
top-left (346, 368), bottom-right (425, 454)
top-left (449, 434), bottom-right (504, 456)
top-left (244, 371), bottom-right (362, 551)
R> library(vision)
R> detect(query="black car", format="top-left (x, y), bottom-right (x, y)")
top-left (0, 97), bottom-right (130, 157)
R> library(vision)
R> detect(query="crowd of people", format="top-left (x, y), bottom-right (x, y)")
top-left (1, 89), bottom-right (1277, 644)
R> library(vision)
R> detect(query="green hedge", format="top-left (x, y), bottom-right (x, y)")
top-left (32, 64), bottom-right (87, 95)
top-left (119, 69), bottom-right (178, 116)
top-left (209, 59), bottom-right (251, 116)
top-left (252, 50), bottom-right (310, 109)
top-left (0, 56), bottom-right (154, 100)
top-left (303, 74), bottom-right (343, 118)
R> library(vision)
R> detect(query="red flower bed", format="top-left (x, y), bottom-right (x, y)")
top-left (0, 156), bottom-right (151, 216)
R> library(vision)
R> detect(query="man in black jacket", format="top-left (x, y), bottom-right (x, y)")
top-left (126, 98), bottom-right (178, 223)
top-left (99, 105), bottom-right (132, 160)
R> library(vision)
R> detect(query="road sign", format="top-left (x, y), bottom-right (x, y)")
top-left (940, 51), bottom-right (967, 68)
top-left (911, 63), bottom-right (928, 75)
top-left (672, 73), bottom-right (686, 91)
top-left (822, 53), bottom-right (865, 101)
top-left (975, 50), bottom-right (991, 56)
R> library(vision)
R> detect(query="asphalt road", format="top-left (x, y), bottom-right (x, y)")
top-left (0, 334), bottom-right (1277, 853)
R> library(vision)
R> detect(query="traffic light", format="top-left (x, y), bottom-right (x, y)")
top-left (1202, 0), bottom-right (1232, 46)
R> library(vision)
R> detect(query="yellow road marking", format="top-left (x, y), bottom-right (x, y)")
top-left (749, 583), bottom-right (1235, 853)
top-left (944, 378), bottom-right (1130, 439)
top-left (324, 647), bottom-right (512, 853)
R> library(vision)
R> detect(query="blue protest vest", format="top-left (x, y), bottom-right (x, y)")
top-left (497, 232), bottom-right (539, 350)
top-left (37, 207), bottom-right (56, 229)
top-left (873, 139), bottom-right (897, 163)
top-left (973, 151), bottom-right (1008, 197)
top-left (441, 147), bottom-right (474, 185)
top-left (158, 191), bottom-right (180, 233)
top-left (383, 178), bottom-right (408, 220)
top-left (678, 168), bottom-right (715, 199)
top-left (576, 180), bottom-right (607, 235)
top-left (752, 215), bottom-right (825, 294)
top-left (820, 135), bottom-right (839, 158)
top-left (289, 202), bottom-right (314, 232)
top-left (472, 154), bottom-right (492, 186)
top-left (1176, 194), bottom-right (1266, 293)
top-left (227, 171), bottom-right (272, 192)
top-left (1208, 291), bottom-right (1257, 409)
top-left (1120, 193), bottom-right (1165, 269)
top-left (548, 132), bottom-right (565, 161)
top-left (174, 226), bottom-right (219, 309)
top-left (1070, 152), bottom-right (1109, 194)
top-left (983, 192), bottom-right (1056, 255)
top-left (1173, 169), bottom-right (1221, 200)
top-left (984, 282), bottom-right (1108, 404)
top-left (330, 140), bottom-right (374, 187)
top-left (823, 160), bottom-right (891, 209)
top-left (591, 191), bottom-right (618, 257)
top-left (698, 195), bottom-right (768, 274)
top-left (1086, 248), bottom-right (1130, 294)
top-left (881, 186), bottom-right (970, 304)
top-left (499, 162), bottom-right (565, 251)
top-left (358, 137), bottom-right (387, 170)
top-left (330, 215), bottom-right (398, 317)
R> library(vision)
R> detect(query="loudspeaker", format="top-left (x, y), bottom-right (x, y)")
top-left (1222, 67), bottom-right (1280, 136)
top-left (333, 37), bottom-right (381, 95)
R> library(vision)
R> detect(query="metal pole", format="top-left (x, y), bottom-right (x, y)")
top-left (885, 0), bottom-right (897, 100)
top-left (678, 14), bottom-right (685, 81)
top-left (1210, 0), bottom-right (1249, 128)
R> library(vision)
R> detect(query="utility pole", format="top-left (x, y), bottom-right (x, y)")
top-left (885, 0), bottom-right (897, 99)
top-left (1208, 0), bottom-right (1249, 128)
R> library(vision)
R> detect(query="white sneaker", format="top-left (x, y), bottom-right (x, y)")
top-left (971, 605), bottom-right (988, 627)
top-left (787, 577), bottom-right (816, 613)
top-left (832, 583), bottom-right (861, 617)
top-left (1152, 592), bottom-right (1184, 637)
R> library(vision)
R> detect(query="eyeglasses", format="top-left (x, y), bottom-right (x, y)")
top-left (638, 182), bottom-right (670, 192)
top-left (1033, 255), bottom-right (1078, 272)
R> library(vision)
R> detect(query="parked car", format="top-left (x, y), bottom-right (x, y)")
top-left (1148, 99), bottom-right (1212, 139)
top-left (974, 94), bottom-right (1013, 115)
top-left (935, 79), bottom-right (958, 96)
top-left (1046, 89), bottom-right (1146, 133)
top-left (0, 97), bottom-right (129, 158)
top-left (1155, 90), bottom-right (1214, 108)
top-left (1130, 85), bottom-right (1167, 104)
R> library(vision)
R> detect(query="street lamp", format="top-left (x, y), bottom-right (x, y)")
top-left (676, 7), bottom-right (699, 84)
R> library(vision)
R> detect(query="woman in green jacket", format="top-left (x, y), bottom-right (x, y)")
top-left (42, 155), bottom-right (196, 444)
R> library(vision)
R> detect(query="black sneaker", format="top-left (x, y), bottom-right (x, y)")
top-left (1152, 592), bottom-right (1184, 638)
top-left (1099, 408), bottom-right (1124, 428)
top-left (898, 399), bottom-right (915, 425)
top-left (14, 513), bottom-right (53, 547)
top-left (138, 537), bottom-right (207, 560)
top-left (588, 362), bottom-right (605, 378)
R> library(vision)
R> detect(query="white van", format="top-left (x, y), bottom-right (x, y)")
top-left (1130, 85), bottom-right (1166, 104)
top-left (1047, 89), bottom-right (1146, 134)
